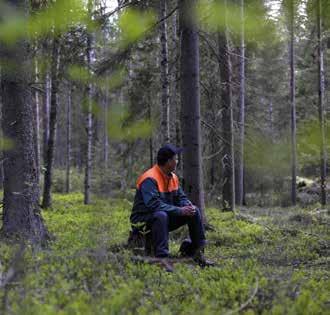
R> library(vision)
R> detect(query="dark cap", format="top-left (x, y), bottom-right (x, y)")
top-left (157, 144), bottom-right (183, 165)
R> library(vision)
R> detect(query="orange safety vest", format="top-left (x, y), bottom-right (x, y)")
top-left (136, 164), bottom-right (179, 193)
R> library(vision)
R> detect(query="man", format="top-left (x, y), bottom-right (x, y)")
top-left (130, 144), bottom-right (212, 266)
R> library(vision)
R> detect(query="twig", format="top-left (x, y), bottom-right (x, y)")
top-left (224, 277), bottom-right (259, 315)
top-left (203, 147), bottom-right (223, 160)
top-left (103, 0), bottom-right (141, 18)
top-left (152, 6), bottom-right (178, 30)
top-left (201, 119), bottom-right (227, 143)
top-left (96, 5), bottom-right (178, 76)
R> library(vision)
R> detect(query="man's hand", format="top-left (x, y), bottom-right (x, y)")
top-left (180, 205), bottom-right (196, 217)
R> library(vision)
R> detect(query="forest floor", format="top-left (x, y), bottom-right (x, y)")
top-left (0, 193), bottom-right (329, 314)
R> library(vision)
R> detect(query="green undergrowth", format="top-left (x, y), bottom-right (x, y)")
top-left (0, 193), bottom-right (329, 314)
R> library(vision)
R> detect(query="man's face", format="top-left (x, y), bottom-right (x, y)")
top-left (166, 155), bottom-right (178, 172)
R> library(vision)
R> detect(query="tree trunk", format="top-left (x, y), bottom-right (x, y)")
top-left (84, 32), bottom-right (93, 205)
top-left (34, 58), bottom-right (41, 184)
top-left (42, 36), bottom-right (60, 208)
top-left (289, 0), bottom-right (297, 205)
top-left (43, 71), bottom-right (51, 166)
top-left (173, 2), bottom-right (183, 177)
top-left (179, 0), bottom-right (206, 223)
top-left (1, 0), bottom-right (47, 242)
top-left (65, 83), bottom-right (72, 194)
top-left (103, 91), bottom-right (109, 170)
top-left (148, 91), bottom-right (154, 168)
top-left (0, 103), bottom-right (4, 190)
top-left (269, 99), bottom-right (274, 140)
top-left (218, 0), bottom-right (235, 211)
top-left (237, 0), bottom-right (245, 206)
top-left (316, 0), bottom-right (327, 205)
top-left (160, 0), bottom-right (170, 144)
top-left (169, 5), bottom-right (178, 144)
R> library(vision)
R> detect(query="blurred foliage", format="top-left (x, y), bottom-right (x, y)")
top-left (245, 132), bottom-right (290, 177)
top-left (0, 0), bottom-right (88, 43)
top-left (0, 0), bottom-right (157, 145)
top-left (297, 118), bottom-right (330, 161)
top-left (68, 64), bottom-right (126, 93)
top-left (118, 8), bottom-right (156, 47)
top-left (0, 194), bottom-right (329, 314)
top-left (195, 0), bottom-right (276, 42)
top-left (107, 104), bottom-right (152, 141)
top-left (67, 65), bottom-right (91, 84)
top-left (0, 137), bottom-right (14, 151)
top-left (49, 169), bottom-right (84, 193)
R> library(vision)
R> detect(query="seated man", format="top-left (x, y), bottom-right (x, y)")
top-left (130, 144), bottom-right (211, 266)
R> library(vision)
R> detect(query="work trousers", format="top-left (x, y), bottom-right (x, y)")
top-left (146, 208), bottom-right (206, 257)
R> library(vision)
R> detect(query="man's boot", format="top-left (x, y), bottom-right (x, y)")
top-left (193, 246), bottom-right (215, 267)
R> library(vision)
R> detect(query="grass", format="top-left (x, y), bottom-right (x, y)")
top-left (0, 193), bottom-right (329, 314)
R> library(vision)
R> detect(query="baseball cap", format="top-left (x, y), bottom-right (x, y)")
top-left (157, 144), bottom-right (183, 165)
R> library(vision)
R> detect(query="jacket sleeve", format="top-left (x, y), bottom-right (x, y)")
top-left (176, 187), bottom-right (193, 207)
top-left (140, 178), bottom-right (182, 215)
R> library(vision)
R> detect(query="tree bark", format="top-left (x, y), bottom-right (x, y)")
top-left (0, 97), bottom-right (4, 190)
top-left (148, 91), bottom-right (154, 168)
top-left (84, 32), bottom-right (93, 205)
top-left (1, 0), bottom-right (47, 242)
top-left (42, 36), bottom-right (60, 208)
top-left (289, 0), bottom-right (297, 205)
top-left (269, 99), bottom-right (274, 140)
top-left (237, 0), bottom-right (245, 206)
top-left (34, 58), bottom-right (41, 184)
top-left (179, 0), bottom-right (206, 223)
top-left (103, 91), bottom-right (109, 170)
top-left (169, 5), bottom-right (178, 144)
top-left (43, 71), bottom-right (50, 166)
top-left (160, 0), bottom-right (170, 144)
top-left (316, 0), bottom-right (327, 205)
top-left (218, 0), bottom-right (235, 211)
top-left (65, 83), bottom-right (72, 194)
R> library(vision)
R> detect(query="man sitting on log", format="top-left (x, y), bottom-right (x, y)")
top-left (129, 144), bottom-right (213, 267)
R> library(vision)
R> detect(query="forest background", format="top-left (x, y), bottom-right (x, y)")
top-left (0, 0), bottom-right (329, 314)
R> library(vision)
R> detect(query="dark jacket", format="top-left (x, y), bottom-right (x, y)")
top-left (130, 164), bottom-right (191, 224)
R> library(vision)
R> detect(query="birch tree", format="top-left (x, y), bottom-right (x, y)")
top-left (237, 0), bottom-right (245, 206)
top-left (84, 0), bottom-right (95, 204)
top-left (316, 0), bottom-right (327, 205)
top-left (218, 0), bottom-right (235, 211)
top-left (289, 0), bottom-right (297, 205)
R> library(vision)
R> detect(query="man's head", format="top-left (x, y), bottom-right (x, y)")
top-left (157, 144), bottom-right (183, 173)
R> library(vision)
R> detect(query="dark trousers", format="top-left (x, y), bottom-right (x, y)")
top-left (147, 208), bottom-right (206, 257)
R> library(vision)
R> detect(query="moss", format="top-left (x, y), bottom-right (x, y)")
top-left (0, 194), bottom-right (329, 314)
